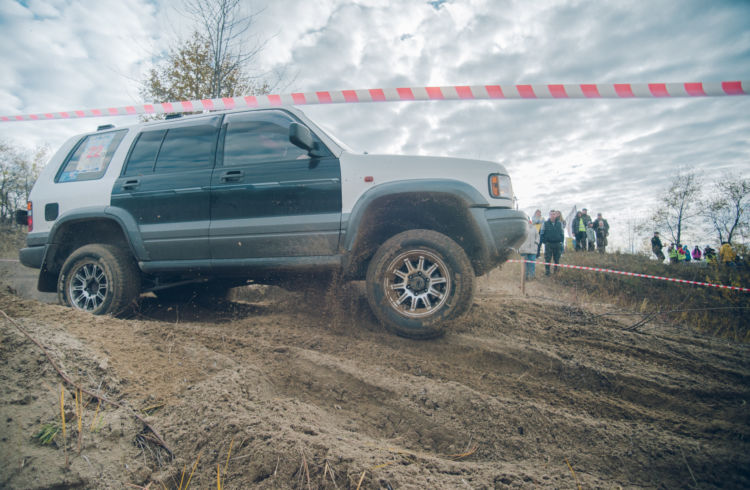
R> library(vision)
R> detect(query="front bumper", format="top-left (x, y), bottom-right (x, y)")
top-left (469, 207), bottom-right (527, 274)
top-left (485, 208), bottom-right (528, 250)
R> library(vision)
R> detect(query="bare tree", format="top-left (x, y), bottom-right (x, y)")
top-left (141, 0), bottom-right (271, 104)
top-left (702, 173), bottom-right (749, 245)
top-left (141, 31), bottom-right (267, 103)
top-left (651, 171), bottom-right (702, 246)
top-left (624, 212), bottom-right (650, 254)
top-left (185, 0), bottom-right (267, 99)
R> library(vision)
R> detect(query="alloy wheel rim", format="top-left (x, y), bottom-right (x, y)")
top-left (69, 263), bottom-right (108, 311)
top-left (383, 249), bottom-right (450, 318)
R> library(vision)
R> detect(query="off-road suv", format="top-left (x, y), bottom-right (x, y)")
top-left (18, 107), bottom-right (526, 338)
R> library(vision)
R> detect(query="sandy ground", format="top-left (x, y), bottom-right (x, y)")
top-left (0, 260), bottom-right (749, 489)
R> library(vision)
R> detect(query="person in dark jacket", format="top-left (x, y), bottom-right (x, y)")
top-left (542, 210), bottom-right (565, 275)
top-left (592, 213), bottom-right (610, 253)
top-left (651, 232), bottom-right (665, 261)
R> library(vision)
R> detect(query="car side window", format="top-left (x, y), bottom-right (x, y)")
top-left (123, 130), bottom-right (166, 176)
top-left (222, 111), bottom-right (320, 167)
top-left (154, 124), bottom-right (218, 173)
top-left (56, 130), bottom-right (127, 182)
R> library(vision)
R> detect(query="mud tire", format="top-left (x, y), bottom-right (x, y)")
top-left (365, 229), bottom-right (476, 339)
top-left (58, 244), bottom-right (140, 315)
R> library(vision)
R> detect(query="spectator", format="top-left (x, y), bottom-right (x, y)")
top-left (592, 213), bottom-right (610, 253)
top-left (571, 211), bottom-right (581, 250)
top-left (581, 208), bottom-right (592, 225)
top-left (531, 209), bottom-right (543, 232)
top-left (518, 220), bottom-right (540, 280)
top-left (532, 209), bottom-right (543, 255)
top-left (684, 245), bottom-right (691, 263)
top-left (676, 245), bottom-right (687, 262)
top-left (572, 210), bottom-right (590, 251)
top-left (542, 209), bottom-right (565, 275)
top-left (668, 244), bottom-right (678, 264)
top-left (719, 242), bottom-right (737, 266)
top-left (555, 211), bottom-right (567, 255)
top-left (651, 232), bottom-right (665, 261)
top-left (586, 222), bottom-right (596, 251)
top-left (705, 245), bottom-right (717, 264)
top-left (692, 245), bottom-right (702, 262)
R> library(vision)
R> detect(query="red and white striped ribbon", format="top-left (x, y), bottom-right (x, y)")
top-left (2, 81), bottom-right (748, 122)
top-left (508, 259), bottom-right (750, 293)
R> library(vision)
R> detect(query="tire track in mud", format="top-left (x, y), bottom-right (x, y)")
top-left (134, 285), bottom-right (750, 488)
top-left (2, 266), bottom-right (749, 488)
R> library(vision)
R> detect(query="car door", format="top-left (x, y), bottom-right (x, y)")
top-left (209, 110), bottom-right (342, 260)
top-left (111, 116), bottom-right (221, 261)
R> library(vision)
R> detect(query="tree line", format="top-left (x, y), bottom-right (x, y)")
top-left (0, 141), bottom-right (48, 224)
top-left (650, 170), bottom-right (749, 247)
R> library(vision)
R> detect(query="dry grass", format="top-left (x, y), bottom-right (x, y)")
top-left (0, 226), bottom-right (25, 259)
top-left (547, 250), bottom-right (749, 341)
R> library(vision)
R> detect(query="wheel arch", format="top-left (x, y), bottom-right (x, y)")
top-left (37, 207), bottom-right (144, 292)
top-left (341, 181), bottom-right (493, 279)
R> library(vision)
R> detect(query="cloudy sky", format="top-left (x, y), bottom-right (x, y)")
top-left (1, 0), bottom-right (749, 251)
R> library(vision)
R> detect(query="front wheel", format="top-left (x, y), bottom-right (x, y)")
top-left (365, 230), bottom-right (476, 339)
top-left (58, 244), bottom-right (141, 315)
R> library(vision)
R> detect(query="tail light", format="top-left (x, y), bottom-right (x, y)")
top-left (27, 201), bottom-right (33, 232)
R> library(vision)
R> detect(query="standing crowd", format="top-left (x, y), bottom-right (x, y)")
top-left (651, 232), bottom-right (741, 267)
top-left (520, 207), bottom-right (610, 279)
top-left (519, 207), bottom-right (743, 282)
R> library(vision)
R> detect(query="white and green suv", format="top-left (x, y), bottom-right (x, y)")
top-left (18, 107), bottom-right (526, 338)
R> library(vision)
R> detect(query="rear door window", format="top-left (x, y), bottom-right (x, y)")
top-left (154, 125), bottom-right (218, 173)
top-left (123, 130), bottom-right (166, 176)
top-left (56, 130), bottom-right (127, 182)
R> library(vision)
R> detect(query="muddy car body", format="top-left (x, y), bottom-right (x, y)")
top-left (18, 107), bottom-right (526, 338)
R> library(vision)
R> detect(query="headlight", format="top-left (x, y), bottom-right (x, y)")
top-left (488, 174), bottom-right (513, 199)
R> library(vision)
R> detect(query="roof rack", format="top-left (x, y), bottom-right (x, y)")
top-left (96, 124), bottom-right (115, 131)
top-left (165, 114), bottom-right (183, 120)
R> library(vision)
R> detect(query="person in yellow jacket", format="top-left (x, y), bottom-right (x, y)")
top-left (532, 209), bottom-right (543, 255)
top-left (676, 245), bottom-right (687, 262)
top-left (719, 242), bottom-right (737, 266)
top-left (668, 244), bottom-right (678, 264)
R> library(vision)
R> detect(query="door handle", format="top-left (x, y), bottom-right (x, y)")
top-left (122, 179), bottom-right (140, 190)
top-left (220, 170), bottom-right (244, 182)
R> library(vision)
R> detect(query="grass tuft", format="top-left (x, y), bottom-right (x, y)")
top-left (33, 423), bottom-right (60, 445)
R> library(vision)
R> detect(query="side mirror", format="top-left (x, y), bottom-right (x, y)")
top-left (289, 122), bottom-right (314, 151)
top-left (289, 123), bottom-right (324, 157)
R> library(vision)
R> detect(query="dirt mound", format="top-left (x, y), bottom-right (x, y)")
top-left (1, 266), bottom-right (749, 488)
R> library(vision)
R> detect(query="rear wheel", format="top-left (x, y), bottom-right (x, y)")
top-left (58, 244), bottom-right (140, 315)
top-left (365, 230), bottom-right (476, 339)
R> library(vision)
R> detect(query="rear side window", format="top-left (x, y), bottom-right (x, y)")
top-left (123, 130), bottom-right (166, 176)
top-left (154, 125), bottom-right (218, 173)
top-left (56, 130), bottom-right (127, 182)
top-left (123, 123), bottom-right (218, 176)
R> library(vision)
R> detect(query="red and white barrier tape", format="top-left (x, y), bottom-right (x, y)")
top-left (508, 259), bottom-right (750, 293)
top-left (2, 81), bottom-right (748, 122)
